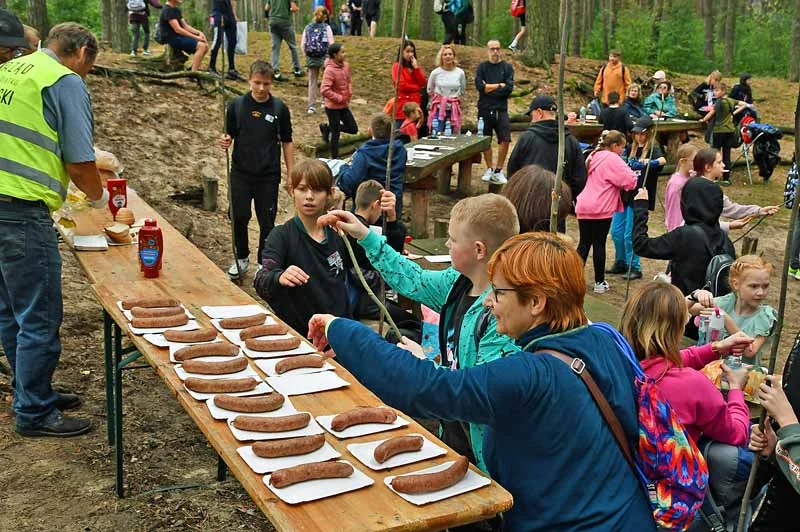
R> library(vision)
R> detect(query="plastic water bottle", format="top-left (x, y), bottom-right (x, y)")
top-left (477, 116), bottom-right (485, 137)
top-left (430, 117), bottom-right (439, 139)
top-left (579, 106), bottom-right (587, 124)
top-left (444, 120), bottom-right (452, 136)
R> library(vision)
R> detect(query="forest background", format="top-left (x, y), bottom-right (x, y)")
top-left (8, 0), bottom-right (800, 81)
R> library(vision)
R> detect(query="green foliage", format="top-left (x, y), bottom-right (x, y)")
top-left (656, 1), bottom-right (711, 74)
top-left (6, 0), bottom-right (100, 34)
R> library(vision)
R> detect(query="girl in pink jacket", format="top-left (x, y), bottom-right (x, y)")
top-left (320, 43), bottom-right (358, 159)
top-left (575, 130), bottom-right (638, 294)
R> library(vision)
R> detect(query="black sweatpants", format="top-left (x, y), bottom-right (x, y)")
top-left (713, 131), bottom-right (735, 180)
top-left (577, 218), bottom-right (613, 283)
top-left (210, 13), bottom-right (237, 72)
top-left (230, 171), bottom-right (280, 264)
top-left (325, 107), bottom-right (359, 159)
top-left (350, 15), bottom-right (362, 35)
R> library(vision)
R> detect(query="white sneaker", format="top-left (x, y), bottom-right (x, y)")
top-left (307, 106), bottom-right (316, 114)
top-left (508, 43), bottom-right (518, 51)
top-left (142, 49), bottom-right (151, 56)
top-left (228, 258), bottom-right (249, 278)
top-left (481, 168), bottom-right (495, 182)
top-left (489, 170), bottom-right (508, 185)
top-left (129, 51), bottom-right (136, 57)
top-left (593, 280), bottom-right (610, 293)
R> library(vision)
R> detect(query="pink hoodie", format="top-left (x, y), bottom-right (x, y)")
top-left (664, 171), bottom-right (691, 231)
top-left (640, 344), bottom-right (750, 447)
top-left (320, 57), bottom-right (352, 110)
top-left (575, 150), bottom-right (638, 220)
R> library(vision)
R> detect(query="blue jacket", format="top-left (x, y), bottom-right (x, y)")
top-left (337, 138), bottom-right (407, 217)
top-left (327, 318), bottom-right (656, 532)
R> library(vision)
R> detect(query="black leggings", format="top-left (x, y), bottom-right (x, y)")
top-left (713, 131), bottom-right (735, 180)
top-left (230, 172), bottom-right (280, 263)
top-left (210, 13), bottom-right (237, 71)
top-left (577, 218), bottom-right (612, 283)
top-left (325, 107), bottom-right (359, 159)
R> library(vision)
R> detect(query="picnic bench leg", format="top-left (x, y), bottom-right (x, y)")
top-left (113, 322), bottom-right (125, 498)
top-left (457, 160), bottom-right (472, 196)
top-left (665, 132), bottom-right (681, 164)
top-left (104, 311), bottom-right (115, 446)
top-left (410, 189), bottom-right (429, 238)
top-left (436, 167), bottom-right (451, 194)
top-left (217, 456), bottom-right (227, 481)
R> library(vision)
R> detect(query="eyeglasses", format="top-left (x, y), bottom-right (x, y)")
top-left (488, 47), bottom-right (501, 51)
top-left (490, 284), bottom-right (518, 298)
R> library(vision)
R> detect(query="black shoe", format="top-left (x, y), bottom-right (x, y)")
top-left (293, 69), bottom-right (305, 77)
top-left (319, 123), bottom-right (330, 144)
top-left (273, 72), bottom-right (286, 82)
top-left (54, 392), bottom-right (81, 411)
top-left (606, 262), bottom-right (628, 275)
top-left (16, 413), bottom-right (92, 438)
top-left (225, 70), bottom-right (246, 81)
top-left (622, 269), bottom-right (643, 280)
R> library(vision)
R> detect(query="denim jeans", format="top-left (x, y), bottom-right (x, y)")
top-left (269, 22), bottom-right (301, 74)
top-left (0, 198), bottom-right (63, 427)
top-left (610, 206), bottom-right (640, 271)
top-left (130, 19), bottom-right (150, 52)
top-left (210, 11), bottom-right (237, 72)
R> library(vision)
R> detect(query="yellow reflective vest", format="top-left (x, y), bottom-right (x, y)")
top-left (0, 51), bottom-right (75, 211)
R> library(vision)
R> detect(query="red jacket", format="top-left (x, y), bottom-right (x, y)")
top-left (392, 62), bottom-right (426, 120)
top-left (321, 57), bottom-right (352, 110)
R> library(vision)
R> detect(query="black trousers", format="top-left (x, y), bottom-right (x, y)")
top-left (230, 171), bottom-right (280, 263)
top-left (350, 15), bottom-right (362, 35)
top-left (577, 218), bottom-right (612, 283)
top-left (325, 107), bottom-right (359, 159)
top-left (210, 13), bottom-right (237, 71)
top-left (440, 11), bottom-right (466, 44)
top-left (713, 131), bottom-right (735, 180)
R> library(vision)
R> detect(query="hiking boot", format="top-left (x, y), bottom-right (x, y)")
top-left (489, 170), bottom-right (508, 185)
top-left (320, 123), bottom-right (330, 144)
top-left (54, 392), bottom-right (81, 411)
top-left (606, 262), bottom-right (628, 274)
top-left (16, 413), bottom-right (92, 438)
top-left (622, 269), bottom-right (643, 280)
top-left (593, 280), bottom-right (610, 293)
top-left (225, 70), bottom-right (246, 81)
top-left (481, 168), bottom-right (495, 182)
top-left (228, 258), bottom-right (249, 278)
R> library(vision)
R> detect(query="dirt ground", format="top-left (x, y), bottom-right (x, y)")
top-left (1, 34), bottom-right (799, 531)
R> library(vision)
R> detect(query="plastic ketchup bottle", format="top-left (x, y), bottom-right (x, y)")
top-left (107, 178), bottom-right (127, 220)
top-left (138, 219), bottom-right (163, 278)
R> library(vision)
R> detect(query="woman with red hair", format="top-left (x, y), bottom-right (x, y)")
top-left (308, 232), bottom-right (655, 531)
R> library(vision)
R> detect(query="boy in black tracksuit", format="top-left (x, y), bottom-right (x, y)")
top-left (220, 60), bottom-right (294, 279)
top-left (475, 41), bottom-right (515, 184)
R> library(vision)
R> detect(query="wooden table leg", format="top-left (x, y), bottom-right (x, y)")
top-left (410, 189), bottom-right (429, 238)
top-left (436, 167), bottom-right (451, 194)
top-left (664, 132), bottom-right (681, 164)
top-left (457, 160), bottom-right (473, 196)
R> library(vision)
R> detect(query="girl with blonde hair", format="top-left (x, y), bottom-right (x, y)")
top-left (301, 6), bottom-right (334, 114)
top-left (427, 44), bottom-right (466, 134)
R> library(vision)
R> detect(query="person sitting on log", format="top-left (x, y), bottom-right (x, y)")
top-left (159, 0), bottom-right (208, 72)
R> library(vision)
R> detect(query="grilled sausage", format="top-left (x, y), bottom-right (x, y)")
top-left (373, 435), bottom-right (424, 463)
top-left (130, 306), bottom-right (184, 318)
top-left (213, 393), bottom-right (285, 413)
top-left (121, 297), bottom-right (179, 310)
top-left (331, 407), bottom-right (397, 432)
top-left (180, 357), bottom-right (248, 375)
top-left (232, 412), bottom-right (311, 432)
top-left (391, 456), bottom-right (469, 494)
top-left (274, 354), bottom-right (325, 374)
top-left (239, 323), bottom-right (289, 340)
top-left (244, 336), bottom-right (302, 352)
top-left (252, 434), bottom-right (326, 458)
top-left (131, 314), bottom-right (189, 329)
top-left (174, 342), bottom-right (240, 361)
top-left (316, 213), bottom-right (343, 227)
top-left (164, 328), bottom-right (217, 343)
top-left (219, 313), bottom-right (267, 329)
top-left (269, 461), bottom-right (353, 488)
top-left (184, 376), bottom-right (258, 394)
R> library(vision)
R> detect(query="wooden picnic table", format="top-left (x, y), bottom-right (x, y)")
top-left (404, 135), bottom-right (492, 238)
top-left (60, 191), bottom-right (513, 531)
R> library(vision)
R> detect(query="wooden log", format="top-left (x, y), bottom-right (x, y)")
top-left (201, 169), bottom-right (219, 212)
top-left (410, 189), bottom-right (430, 238)
top-left (436, 168), bottom-right (451, 194)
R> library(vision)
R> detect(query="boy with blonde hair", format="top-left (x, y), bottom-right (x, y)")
top-left (329, 193), bottom-right (520, 473)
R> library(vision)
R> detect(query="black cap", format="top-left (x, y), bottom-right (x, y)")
top-left (0, 9), bottom-right (28, 49)
top-left (631, 115), bottom-right (654, 133)
top-left (526, 94), bottom-right (557, 115)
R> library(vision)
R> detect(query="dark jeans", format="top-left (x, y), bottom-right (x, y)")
top-left (350, 15), bottom-right (362, 35)
top-left (210, 11), bottom-right (237, 72)
top-left (441, 11), bottom-right (466, 44)
top-left (230, 172), bottom-right (280, 263)
top-left (791, 215), bottom-right (800, 269)
top-left (131, 19), bottom-right (150, 52)
top-left (577, 218), bottom-right (612, 283)
top-left (0, 198), bottom-right (63, 427)
top-left (713, 131), bottom-right (735, 180)
top-left (324, 107), bottom-right (359, 159)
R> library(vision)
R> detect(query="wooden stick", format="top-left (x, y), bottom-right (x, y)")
top-left (549, 0), bottom-right (569, 232)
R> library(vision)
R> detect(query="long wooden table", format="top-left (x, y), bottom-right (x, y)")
top-left (63, 190), bottom-right (513, 531)
top-left (404, 135), bottom-right (492, 238)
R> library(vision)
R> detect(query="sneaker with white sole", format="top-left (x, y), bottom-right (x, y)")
top-left (593, 280), bottom-right (610, 293)
top-left (228, 258), bottom-right (249, 278)
top-left (481, 168), bottom-right (495, 182)
top-left (489, 170), bottom-right (508, 185)
top-left (307, 106), bottom-right (316, 114)
top-left (508, 43), bottom-right (518, 52)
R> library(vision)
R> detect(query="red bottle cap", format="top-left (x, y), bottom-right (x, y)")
top-left (144, 219), bottom-right (157, 227)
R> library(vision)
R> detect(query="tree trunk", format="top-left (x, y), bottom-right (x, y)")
top-left (702, 0), bottom-right (714, 61)
top-left (570, 0), bottom-right (581, 56)
top-left (111, 0), bottom-right (131, 53)
top-left (601, 0), bottom-right (609, 55)
top-left (582, 0), bottom-right (592, 53)
top-left (791, 0), bottom-right (800, 81)
top-left (649, 0), bottom-right (664, 64)
top-left (0, 0), bottom-right (7, 9)
top-left (524, 0), bottom-right (559, 67)
top-left (100, 0), bottom-right (113, 41)
top-left (723, 0), bottom-right (735, 73)
top-left (472, 0), bottom-right (483, 44)
top-left (27, 0), bottom-right (50, 37)
top-left (392, 0), bottom-right (403, 36)
top-left (419, 0), bottom-right (433, 40)
top-left (609, 0), bottom-right (617, 44)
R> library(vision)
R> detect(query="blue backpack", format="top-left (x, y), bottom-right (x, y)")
top-left (303, 22), bottom-right (329, 58)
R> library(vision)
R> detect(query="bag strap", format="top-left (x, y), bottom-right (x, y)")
top-left (539, 348), bottom-right (638, 473)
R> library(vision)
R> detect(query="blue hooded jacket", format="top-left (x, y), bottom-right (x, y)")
top-left (327, 318), bottom-right (656, 531)
top-left (337, 138), bottom-right (407, 217)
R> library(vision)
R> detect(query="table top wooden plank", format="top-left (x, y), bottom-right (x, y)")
top-left (405, 135), bottom-right (492, 184)
top-left (68, 192), bottom-right (512, 531)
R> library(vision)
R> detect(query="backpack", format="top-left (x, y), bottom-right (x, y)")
top-left (783, 158), bottom-right (798, 209)
top-left (449, 0), bottom-right (470, 18)
top-left (597, 63), bottom-right (628, 94)
top-left (509, 0), bottom-right (525, 17)
top-left (703, 253), bottom-right (734, 297)
top-left (127, 0), bottom-right (147, 13)
top-left (303, 22), bottom-right (329, 58)
top-left (590, 323), bottom-right (709, 531)
top-left (154, 17), bottom-right (166, 44)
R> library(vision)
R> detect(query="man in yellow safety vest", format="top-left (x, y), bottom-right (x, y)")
top-left (0, 21), bottom-right (108, 437)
